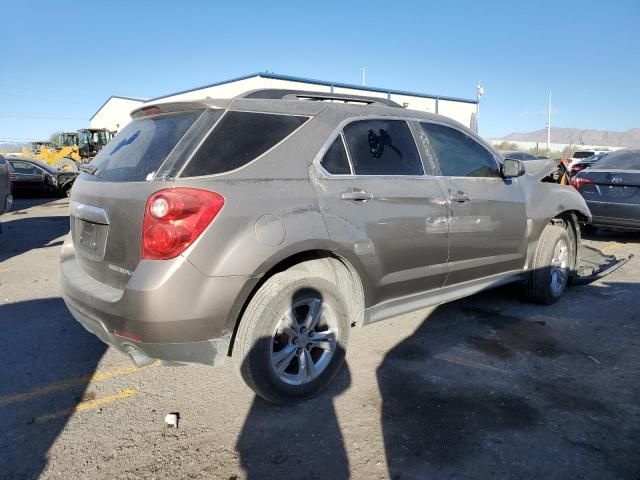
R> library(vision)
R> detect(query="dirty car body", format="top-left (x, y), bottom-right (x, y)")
top-left (60, 90), bottom-right (607, 402)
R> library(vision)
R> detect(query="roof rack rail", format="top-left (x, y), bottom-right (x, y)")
top-left (239, 89), bottom-right (401, 107)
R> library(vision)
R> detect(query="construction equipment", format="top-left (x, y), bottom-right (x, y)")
top-left (21, 128), bottom-right (114, 171)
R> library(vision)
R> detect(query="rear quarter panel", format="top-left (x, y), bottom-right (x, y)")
top-left (180, 114), bottom-right (333, 278)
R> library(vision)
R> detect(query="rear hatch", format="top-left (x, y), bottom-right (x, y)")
top-left (69, 108), bottom-right (213, 289)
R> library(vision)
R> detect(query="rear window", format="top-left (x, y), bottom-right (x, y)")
top-left (573, 151), bottom-right (594, 159)
top-left (596, 150), bottom-right (640, 170)
top-left (90, 110), bottom-right (203, 182)
top-left (181, 111), bottom-right (308, 177)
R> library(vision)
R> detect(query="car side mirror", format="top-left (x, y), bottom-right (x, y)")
top-left (502, 158), bottom-right (525, 178)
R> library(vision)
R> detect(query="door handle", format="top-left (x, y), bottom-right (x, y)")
top-left (341, 190), bottom-right (374, 202)
top-left (450, 191), bottom-right (471, 203)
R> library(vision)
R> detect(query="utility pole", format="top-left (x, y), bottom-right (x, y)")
top-left (361, 66), bottom-right (366, 86)
top-left (547, 90), bottom-right (552, 152)
top-left (476, 81), bottom-right (484, 132)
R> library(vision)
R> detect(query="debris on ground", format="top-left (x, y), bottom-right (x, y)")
top-left (164, 413), bottom-right (180, 428)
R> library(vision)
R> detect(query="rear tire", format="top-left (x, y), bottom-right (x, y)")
top-left (232, 269), bottom-right (351, 404)
top-left (525, 224), bottom-right (574, 304)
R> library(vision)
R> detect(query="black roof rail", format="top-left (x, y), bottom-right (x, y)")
top-left (238, 89), bottom-right (402, 108)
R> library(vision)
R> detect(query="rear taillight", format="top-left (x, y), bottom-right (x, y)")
top-left (571, 176), bottom-right (593, 190)
top-left (142, 188), bottom-right (224, 260)
top-left (571, 164), bottom-right (587, 175)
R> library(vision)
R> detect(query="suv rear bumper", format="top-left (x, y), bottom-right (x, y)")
top-left (59, 235), bottom-right (253, 366)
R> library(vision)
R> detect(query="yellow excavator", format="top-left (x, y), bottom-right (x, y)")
top-left (21, 128), bottom-right (114, 171)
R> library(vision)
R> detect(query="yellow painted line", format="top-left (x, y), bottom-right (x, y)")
top-left (435, 352), bottom-right (510, 374)
top-left (602, 242), bottom-right (624, 252)
top-left (35, 388), bottom-right (137, 423)
top-left (0, 362), bottom-right (158, 408)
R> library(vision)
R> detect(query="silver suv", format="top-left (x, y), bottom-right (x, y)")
top-left (60, 90), bottom-right (591, 403)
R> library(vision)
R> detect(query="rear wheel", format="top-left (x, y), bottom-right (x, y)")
top-left (232, 269), bottom-right (351, 404)
top-left (525, 224), bottom-right (574, 304)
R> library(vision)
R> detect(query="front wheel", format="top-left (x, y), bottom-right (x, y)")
top-left (525, 224), bottom-right (574, 304)
top-left (232, 270), bottom-right (351, 404)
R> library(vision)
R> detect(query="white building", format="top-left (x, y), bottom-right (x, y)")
top-left (90, 96), bottom-right (147, 132)
top-left (90, 72), bottom-right (478, 133)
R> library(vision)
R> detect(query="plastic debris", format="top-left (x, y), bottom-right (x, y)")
top-left (164, 412), bottom-right (180, 428)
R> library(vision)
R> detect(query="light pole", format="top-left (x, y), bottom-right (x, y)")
top-left (476, 81), bottom-right (484, 132)
top-left (547, 90), bottom-right (552, 152)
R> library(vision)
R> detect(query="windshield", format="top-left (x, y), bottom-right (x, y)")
top-left (595, 150), bottom-right (640, 170)
top-left (89, 110), bottom-right (203, 181)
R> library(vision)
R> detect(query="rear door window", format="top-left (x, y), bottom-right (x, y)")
top-left (90, 110), bottom-right (203, 182)
top-left (420, 123), bottom-right (500, 177)
top-left (181, 112), bottom-right (308, 177)
top-left (343, 119), bottom-right (423, 176)
top-left (320, 135), bottom-right (351, 175)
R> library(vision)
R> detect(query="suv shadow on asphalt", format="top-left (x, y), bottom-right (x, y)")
top-left (0, 297), bottom-right (107, 479)
top-left (378, 280), bottom-right (640, 480)
top-left (0, 215), bottom-right (69, 262)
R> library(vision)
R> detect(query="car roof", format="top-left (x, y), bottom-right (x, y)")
top-left (6, 156), bottom-right (57, 173)
top-left (134, 90), bottom-right (468, 127)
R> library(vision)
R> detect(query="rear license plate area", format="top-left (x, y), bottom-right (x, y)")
top-left (73, 217), bottom-right (108, 261)
top-left (604, 185), bottom-right (633, 198)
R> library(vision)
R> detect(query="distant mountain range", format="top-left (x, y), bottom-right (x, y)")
top-left (0, 141), bottom-right (29, 153)
top-left (501, 128), bottom-right (640, 148)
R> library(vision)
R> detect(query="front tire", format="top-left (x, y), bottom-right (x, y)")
top-left (232, 269), bottom-right (350, 404)
top-left (525, 224), bottom-right (574, 304)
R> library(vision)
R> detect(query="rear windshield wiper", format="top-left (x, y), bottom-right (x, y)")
top-left (79, 164), bottom-right (99, 176)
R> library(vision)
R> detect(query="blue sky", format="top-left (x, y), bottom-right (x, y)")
top-left (0, 0), bottom-right (638, 141)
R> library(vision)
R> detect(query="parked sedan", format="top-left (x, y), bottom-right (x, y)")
top-left (569, 152), bottom-right (609, 178)
top-left (572, 149), bottom-right (640, 231)
top-left (0, 155), bottom-right (12, 216)
top-left (7, 157), bottom-right (78, 197)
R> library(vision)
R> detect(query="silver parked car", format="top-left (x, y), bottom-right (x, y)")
top-left (60, 90), bottom-right (592, 403)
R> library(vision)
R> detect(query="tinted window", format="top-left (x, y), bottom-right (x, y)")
top-left (182, 112), bottom-right (308, 177)
top-left (10, 161), bottom-right (41, 175)
top-left (343, 120), bottom-right (423, 176)
top-left (91, 110), bottom-right (203, 182)
top-left (321, 136), bottom-right (351, 174)
top-left (573, 151), bottom-right (594, 159)
top-left (596, 150), bottom-right (640, 170)
top-left (421, 123), bottom-right (499, 177)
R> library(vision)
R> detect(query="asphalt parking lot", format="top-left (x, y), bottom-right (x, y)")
top-left (1, 197), bottom-right (639, 480)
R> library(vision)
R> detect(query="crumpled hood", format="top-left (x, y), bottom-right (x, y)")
top-left (523, 158), bottom-right (562, 182)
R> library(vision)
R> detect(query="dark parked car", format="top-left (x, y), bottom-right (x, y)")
top-left (61, 90), bottom-right (593, 403)
top-left (569, 152), bottom-right (609, 178)
top-left (501, 151), bottom-right (540, 161)
top-left (572, 149), bottom-right (640, 231)
top-left (7, 157), bottom-right (77, 197)
top-left (0, 155), bottom-right (12, 217)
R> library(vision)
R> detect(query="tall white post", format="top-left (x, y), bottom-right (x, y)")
top-left (547, 90), bottom-right (552, 152)
top-left (361, 66), bottom-right (366, 86)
